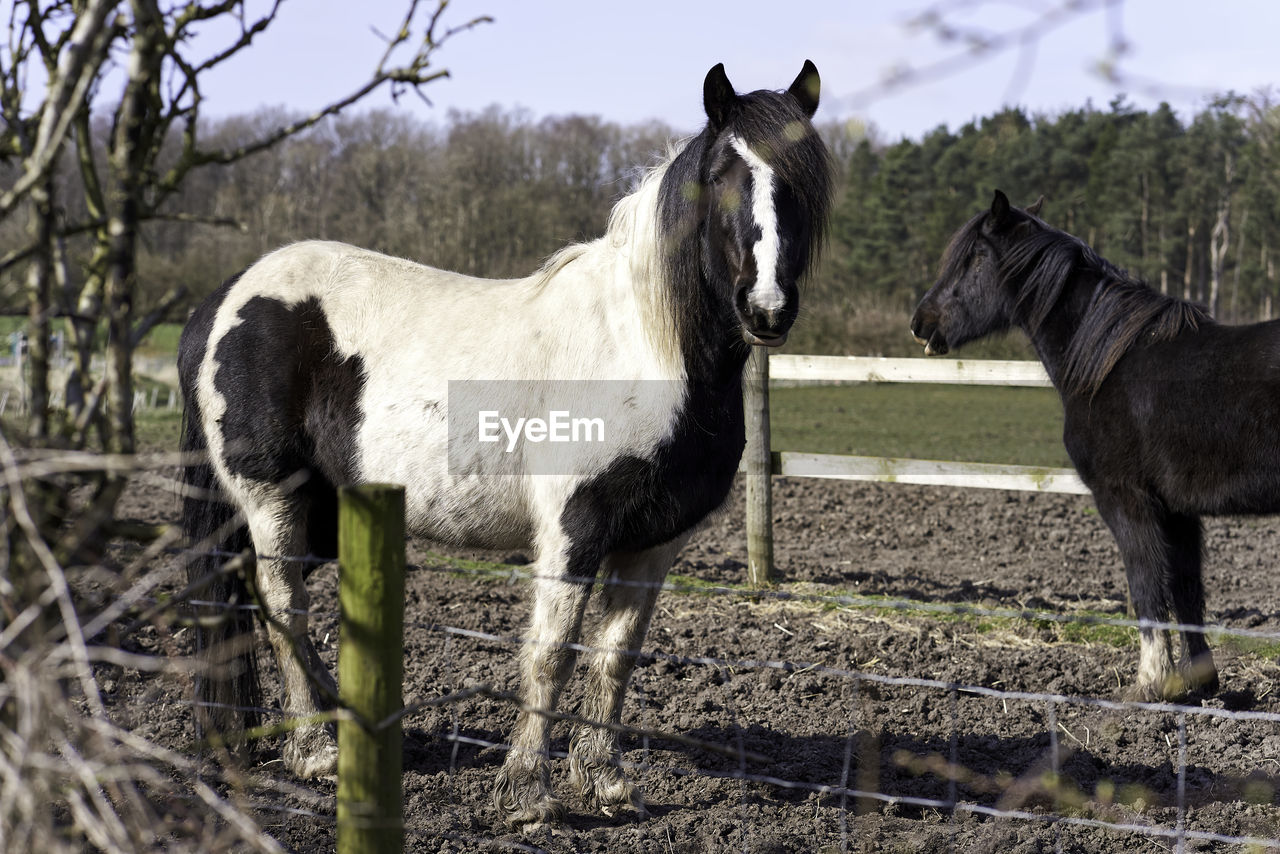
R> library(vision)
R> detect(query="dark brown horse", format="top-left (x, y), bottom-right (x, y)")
top-left (912, 190), bottom-right (1280, 701)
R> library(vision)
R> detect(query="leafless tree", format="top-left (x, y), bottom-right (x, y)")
top-left (0, 2), bottom-right (486, 849)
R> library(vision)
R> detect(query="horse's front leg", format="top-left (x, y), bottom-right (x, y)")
top-left (494, 543), bottom-right (595, 827)
top-left (1095, 491), bottom-right (1180, 701)
top-left (569, 537), bottom-right (686, 818)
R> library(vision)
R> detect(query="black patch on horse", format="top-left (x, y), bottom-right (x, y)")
top-left (560, 379), bottom-right (745, 568)
top-left (213, 295), bottom-right (367, 557)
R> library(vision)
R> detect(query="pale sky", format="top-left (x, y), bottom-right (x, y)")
top-left (186, 0), bottom-right (1276, 140)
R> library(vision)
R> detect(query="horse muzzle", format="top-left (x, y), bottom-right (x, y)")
top-left (742, 328), bottom-right (789, 347)
top-left (737, 306), bottom-right (794, 348)
top-left (921, 332), bottom-right (949, 356)
top-left (909, 312), bottom-right (949, 356)
top-left (735, 280), bottom-right (796, 348)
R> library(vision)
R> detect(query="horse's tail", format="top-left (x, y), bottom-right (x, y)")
top-left (178, 293), bottom-right (261, 746)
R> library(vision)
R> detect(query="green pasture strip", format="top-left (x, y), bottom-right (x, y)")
top-left (769, 383), bottom-right (1071, 468)
top-left (136, 322), bottom-right (183, 357)
top-left (428, 559), bottom-right (1138, 651)
top-left (700, 576), bottom-right (1138, 650)
top-left (135, 409), bottom-right (183, 450)
top-left (2, 407), bottom-right (182, 451)
top-left (417, 550), bottom-right (518, 579)
top-left (1210, 629), bottom-right (1280, 661)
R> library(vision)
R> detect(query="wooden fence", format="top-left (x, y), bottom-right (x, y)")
top-left (741, 353), bottom-right (1089, 586)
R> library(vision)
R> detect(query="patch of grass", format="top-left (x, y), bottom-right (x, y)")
top-left (135, 409), bottom-right (183, 452)
top-left (665, 575), bottom-right (1142, 650)
top-left (1, 407), bottom-right (183, 453)
top-left (1211, 630), bottom-right (1280, 661)
top-left (769, 383), bottom-right (1070, 467)
top-left (665, 573), bottom-right (753, 597)
top-left (1055, 618), bottom-right (1136, 649)
top-left (418, 550), bottom-right (520, 579)
top-left (730, 579), bottom-right (1139, 649)
top-left (135, 323), bottom-right (183, 358)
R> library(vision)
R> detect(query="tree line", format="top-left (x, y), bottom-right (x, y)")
top-left (829, 94), bottom-right (1279, 319)
top-left (4, 92), bottom-right (1278, 355)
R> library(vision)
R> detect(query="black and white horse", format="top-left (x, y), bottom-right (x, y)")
top-left (179, 61), bottom-right (833, 826)
top-left (912, 190), bottom-right (1280, 703)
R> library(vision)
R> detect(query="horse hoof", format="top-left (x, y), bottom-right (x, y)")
top-left (570, 758), bottom-right (646, 819)
top-left (1123, 675), bottom-right (1186, 704)
top-left (1184, 656), bottom-right (1220, 696)
top-left (282, 726), bottom-right (338, 778)
top-left (1196, 672), bottom-right (1221, 696)
top-left (599, 792), bottom-right (647, 821)
top-left (501, 796), bottom-right (566, 829)
top-left (494, 765), bottom-right (564, 828)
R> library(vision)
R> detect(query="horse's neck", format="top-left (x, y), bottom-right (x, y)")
top-left (608, 179), bottom-right (745, 388)
top-left (1023, 271), bottom-right (1096, 392)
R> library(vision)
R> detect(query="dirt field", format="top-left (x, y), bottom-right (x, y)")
top-left (105, 471), bottom-right (1280, 853)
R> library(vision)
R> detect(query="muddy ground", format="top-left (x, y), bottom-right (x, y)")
top-left (102, 472), bottom-right (1280, 853)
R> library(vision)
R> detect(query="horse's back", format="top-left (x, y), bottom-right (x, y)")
top-left (1067, 319), bottom-right (1280, 515)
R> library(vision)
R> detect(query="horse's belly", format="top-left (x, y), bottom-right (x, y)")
top-left (406, 478), bottom-right (536, 550)
top-left (360, 451), bottom-right (536, 549)
top-left (355, 418), bottom-right (532, 549)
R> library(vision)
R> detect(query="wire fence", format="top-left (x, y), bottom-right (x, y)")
top-left (44, 536), bottom-right (1280, 853)
top-left (6, 446), bottom-right (1280, 852)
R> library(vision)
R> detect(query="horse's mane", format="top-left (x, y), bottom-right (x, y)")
top-left (530, 90), bottom-right (833, 372)
top-left (998, 222), bottom-right (1211, 397)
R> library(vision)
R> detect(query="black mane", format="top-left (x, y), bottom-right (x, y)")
top-left (940, 213), bottom-right (1212, 397)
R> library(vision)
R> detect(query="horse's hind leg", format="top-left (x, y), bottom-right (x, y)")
top-left (493, 533), bottom-right (596, 827)
top-left (1165, 513), bottom-right (1218, 694)
top-left (241, 483), bottom-right (339, 778)
top-left (569, 537), bottom-right (686, 818)
top-left (1095, 492), bottom-right (1179, 700)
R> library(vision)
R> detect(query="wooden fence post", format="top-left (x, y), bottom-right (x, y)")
top-left (743, 346), bottom-right (774, 586)
top-left (338, 483), bottom-right (406, 854)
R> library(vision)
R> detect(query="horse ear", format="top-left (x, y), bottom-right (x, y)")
top-left (703, 63), bottom-right (739, 130)
top-left (1025, 195), bottom-right (1045, 217)
top-left (788, 59), bottom-right (820, 118)
top-left (990, 190), bottom-right (1012, 226)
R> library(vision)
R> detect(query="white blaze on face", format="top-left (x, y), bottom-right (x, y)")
top-left (730, 136), bottom-right (783, 313)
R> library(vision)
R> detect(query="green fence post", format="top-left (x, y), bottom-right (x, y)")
top-left (338, 483), bottom-right (406, 854)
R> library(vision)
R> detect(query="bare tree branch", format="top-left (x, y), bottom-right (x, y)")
top-left (0, 0), bottom-right (119, 222)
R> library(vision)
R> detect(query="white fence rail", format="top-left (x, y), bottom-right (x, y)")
top-left (768, 354), bottom-right (1054, 387)
top-left (744, 353), bottom-right (1088, 582)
